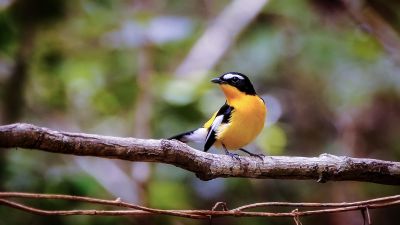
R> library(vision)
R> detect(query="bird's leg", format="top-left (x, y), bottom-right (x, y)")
top-left (239, 148), bottom-right (264, 160)
top-left (222, 144), bottom-right (240, 160)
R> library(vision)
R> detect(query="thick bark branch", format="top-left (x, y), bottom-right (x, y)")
top-left (1, 123), bottom-right (400, 185)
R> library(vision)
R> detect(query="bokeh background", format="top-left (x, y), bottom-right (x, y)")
top-left (1, 0), bottom-right (400, 224)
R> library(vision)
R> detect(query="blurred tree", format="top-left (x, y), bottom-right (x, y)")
top-left (0, 0), bottom-right (67, 203)
top-left (3, 0), bottom-right (67, 122)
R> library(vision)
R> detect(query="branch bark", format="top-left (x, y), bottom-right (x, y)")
top-left (1, 123), bottom-right (400, 185)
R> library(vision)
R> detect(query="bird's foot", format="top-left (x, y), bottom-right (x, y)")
top-left (222, 145), bottom-right (241, 160)
top-left (251, 153), bottom-right (265, 160)
top-left (225, 151), bottom-right (241, 160)
top-left (239, 148), bottom-right (265, 160)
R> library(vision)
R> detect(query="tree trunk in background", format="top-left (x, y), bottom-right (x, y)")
top-left (0, 28), bottom-right (36, 190)
top-left (3, 28), bottom-right (35, 122)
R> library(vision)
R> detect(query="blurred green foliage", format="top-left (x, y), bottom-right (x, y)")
top-left (1, 0), bottom-right (400, 225)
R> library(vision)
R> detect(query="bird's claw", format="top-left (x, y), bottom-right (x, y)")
top-left (249, 153), bottom-right (264, 160)
top-left (226, 152), bottom-right (241, 161)
top-left (238, 148), bottom-right (265, 160)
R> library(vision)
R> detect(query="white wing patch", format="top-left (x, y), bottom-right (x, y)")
top-left (223, 73), bottom-right (244, 80)
top-left (206, 114), bottom-right (224, 142)
top-left (184, 128), bottom-right (208, 142)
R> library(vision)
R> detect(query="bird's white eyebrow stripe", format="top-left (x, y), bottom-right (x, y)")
top-left (223, 74), bottom-right (244, 80)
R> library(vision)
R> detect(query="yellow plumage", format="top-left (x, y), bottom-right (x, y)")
top-left (170, 72), bottom-right (267, 157)
top-left (203, 84), bottom-right (266, 150)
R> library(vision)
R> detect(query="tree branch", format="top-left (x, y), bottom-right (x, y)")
top-left (1, 123), bottom-right (400, 185)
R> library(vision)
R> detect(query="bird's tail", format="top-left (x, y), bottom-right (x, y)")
top-left (168, 130), bottom-right (194, 142)
top-left (168, 128), bottom-right (207, 143)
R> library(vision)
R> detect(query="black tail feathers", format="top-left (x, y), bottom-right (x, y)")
top-left (168, 130), bottom-right (196, 143)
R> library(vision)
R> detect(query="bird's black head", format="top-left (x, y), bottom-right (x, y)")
top-left (211, 72), bottom-right (257, 95)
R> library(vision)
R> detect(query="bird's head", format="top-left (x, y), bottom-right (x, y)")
top-left (211, 72), bottom-right (257, 98)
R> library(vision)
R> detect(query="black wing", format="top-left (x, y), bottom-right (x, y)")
top-left (204, 103), bottom-right (233, 152)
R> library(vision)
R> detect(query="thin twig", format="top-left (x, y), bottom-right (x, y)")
top-left (292, 209), bottom-right (303, 225)
top-left (0, 199), bottom-right (152, 216)
top-left (1, 192), bottom-right (400, 220)
top-left (234, 194), bottom-right (400, 211)
top-left (0, 192), bottom-right (206, 219)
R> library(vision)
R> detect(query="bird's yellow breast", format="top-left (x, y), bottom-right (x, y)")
top-left (214, 84), bottom-right (267, 150)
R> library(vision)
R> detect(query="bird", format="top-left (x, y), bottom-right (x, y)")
top-left (169, 72), bottom-right (267, 159)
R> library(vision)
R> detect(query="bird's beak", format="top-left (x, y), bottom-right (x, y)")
top-left (211, 78), bottom-right (225, 84)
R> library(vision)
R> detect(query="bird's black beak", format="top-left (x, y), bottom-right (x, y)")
top-left (211, 77), bottom-right (225, 84)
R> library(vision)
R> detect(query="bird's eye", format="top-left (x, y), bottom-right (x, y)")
top-left (231, 77), bottom-right (239, 83)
